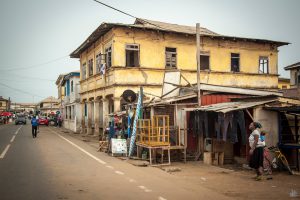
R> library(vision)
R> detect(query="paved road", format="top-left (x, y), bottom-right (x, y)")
top-left (0, 123), bottom-right (229, 200)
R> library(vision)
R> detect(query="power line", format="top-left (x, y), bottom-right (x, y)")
top-left (0, 55), bottom-right (68, 71)
top-left (0, 82), bottom-right (46, 99)
top-left (0, 74), bottom-right (55, 82)
top-left (92, 0), bottom-right (168, 31)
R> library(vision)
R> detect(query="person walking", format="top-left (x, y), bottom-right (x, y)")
top-left (248, 122), bottom-right (265, 181)
top-left (31, 115), bottom-right (39, 138)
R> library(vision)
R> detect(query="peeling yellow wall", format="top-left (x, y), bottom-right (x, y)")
top-left (278, 79), bottom-right (291, 89)
top-left (79, 26), bottom-right (281, 103)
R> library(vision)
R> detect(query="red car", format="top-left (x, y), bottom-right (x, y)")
top-left (38, 117), bottom-right (49, 126)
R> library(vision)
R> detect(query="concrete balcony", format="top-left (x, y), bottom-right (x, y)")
top-left (79, 67), bottom-right (279, 95)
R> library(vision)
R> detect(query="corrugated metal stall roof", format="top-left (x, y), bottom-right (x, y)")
top-left (183, 100), bottom-right (276, 113)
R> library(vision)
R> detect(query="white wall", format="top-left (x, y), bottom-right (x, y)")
top-left (254, 106), bottom-right (278, 147)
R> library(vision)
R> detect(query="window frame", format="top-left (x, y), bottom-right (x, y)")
top-left (165, 47), bottom-right (177, 69)
top-left (258, 56), bottom-right (269, 74)
top-left (71, 80), bottom-right (73, 93)
top-left (200, 51), bottom-right (210, 70)
top-left (82, 63), bottom-right (87, 80)
top-left (105, 46), bottom-right (112, 69)
top-left (231, 53), bottom-right (240, 72)
top-left (88, 59), bottom-right (94, 77)
top-left (125, 44), bottom-right (140, 67)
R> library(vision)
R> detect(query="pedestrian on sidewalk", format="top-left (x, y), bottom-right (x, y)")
top-left (31, 115), bottom-right (39, 138)
top-left (248, 122), bottom-right (264, 181)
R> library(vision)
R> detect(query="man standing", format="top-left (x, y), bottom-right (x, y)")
top-left (31, 115), bottom-right (39, 138)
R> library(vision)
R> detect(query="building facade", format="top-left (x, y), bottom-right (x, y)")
top-left (37, 96), bottom-right (59, 115)
top-left (70, 19), bottom-right (287, 135)
top-left (283, 62), bottom-right (300, 99)
top-left (60, 72), bottom-right (81, 133)
top-left (0, 96), bottom-right (9, 112)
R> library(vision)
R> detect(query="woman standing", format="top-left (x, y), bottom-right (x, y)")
top-left (248, 122), bottom-right (265, 180)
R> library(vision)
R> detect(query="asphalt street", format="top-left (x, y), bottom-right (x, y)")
top-left (0, 123), bottom-right (229, 200)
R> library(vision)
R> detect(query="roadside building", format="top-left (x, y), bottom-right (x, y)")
top-left (59, 71), bottom-right (81, 133)
top-left (71, 19), bottom-right (288, 137)
top-left (0, 96), bottom-right (10, 112)
top-left (37, 96), bottom-right (59, 116)
top-left (283, 62), bottom-right (300, 99)
top-left (278, 77), bottom-right (290, 89)
top-left (56, 74), bottom-right (67, 116)
top-left (10, 103), bottom-right (35, 114)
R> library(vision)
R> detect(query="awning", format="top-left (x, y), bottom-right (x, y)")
top-left (183, 100), bottom-right (276, 113)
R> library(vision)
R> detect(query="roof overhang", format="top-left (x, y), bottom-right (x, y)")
top-left (183, 100), bottom-right (276, 113)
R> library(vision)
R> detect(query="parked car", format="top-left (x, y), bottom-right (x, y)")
top-left (15, 115), bottom-right (26, 125)
top-left (38, 117), bottom-right (49, 126)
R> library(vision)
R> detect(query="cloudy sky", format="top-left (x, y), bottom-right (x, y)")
top-left (0, 0), bottom-right (299, 103)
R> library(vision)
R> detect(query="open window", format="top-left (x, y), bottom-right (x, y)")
top-left (200, 51), bottom-right (210, 70)
top-left (231, 53), bottom-right (240, 72)
top-left (88, 59), bottom-right (93, 77)
top-left (105, 46), bottom-right (112, 68)
top-left (81, 63), bottom-right (86, 80)
top-left (259, 56), bottom-right (269, 74)
top-left (126, 44), bottom-right (139, 67)
top-left (165, 47), bottom-right (177, 68)
top-left (96, 53), bottom-right (106, 74)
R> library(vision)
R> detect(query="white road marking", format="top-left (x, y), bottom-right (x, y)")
top-left (0, 144), bottom-right (11, 159)
top-left (106, 165), bottom-right (114, 169)
top-left (138, 185), bottom-right (152, 193)
top-left (139, 186), bottom-right (146, 190)
top-left (14, 126), bottom-right (22, 135)
top-left (10, 135), bottom-right (16, 143)
top-left (48, 128), bottom-right (106, 165)
top-left (115, 171), bottom-right (125, 175)
top-left (128, 178), bottom-right (137, 183)
top-left (158, 196), bottom-right (167, 200)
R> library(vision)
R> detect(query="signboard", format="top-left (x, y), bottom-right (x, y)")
top-left (161, 71), bottom-right (181, 99)
top-left (111, 138), bottom-right (127, 156)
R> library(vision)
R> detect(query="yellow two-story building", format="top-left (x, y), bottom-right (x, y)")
top-left (70, 19), bottom-right (288, 135)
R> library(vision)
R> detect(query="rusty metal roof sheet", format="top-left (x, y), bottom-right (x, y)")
top-left (183, 100), bottom-right (276, 113)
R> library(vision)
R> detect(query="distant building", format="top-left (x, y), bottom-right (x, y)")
top-left (283, 62), bottom-right (300, 99)
top-left (37, 96), bottom-right (59, 115)
top-left (56, 71), bottom-right (81, 133)
top-left (278, 77), bottom-right (290, 89)
top-left (10, 103), bottom-right (35, 113)
top-left (0, 96), bottom-right (9, 112)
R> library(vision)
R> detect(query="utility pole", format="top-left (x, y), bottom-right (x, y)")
top-left (196, 23), bottom-right (201, 106)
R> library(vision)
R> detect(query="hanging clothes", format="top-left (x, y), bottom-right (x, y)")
top-left (230, 110), bottom-right (247, 144)
top-left (222, 112), bottom-right (233, 141)
top-left (199, 112), bottom-right (209, 137)
top-left (215, 113), bottom-right (223, 141)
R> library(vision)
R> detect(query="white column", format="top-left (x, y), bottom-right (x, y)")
top-left (81, 102), bottom-right (85, 134)
top-left (87, 101), bottom-right (93, 135)
top-left (94, 100), bottom-right (100, 136)
top-left (102, 99), bottom-right (109, 129)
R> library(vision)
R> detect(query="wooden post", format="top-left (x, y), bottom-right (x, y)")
top-left (196, 23), bottom-right (201, 106)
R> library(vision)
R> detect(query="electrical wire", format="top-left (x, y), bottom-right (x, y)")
top-left (0, 74), bottom-right (55, 82)
top-left (92, 0), bottom-right (169, 31)
top-left (0, 82), bottom-right (46, 99)
top-left (0, 55), bottom-right (68, 72)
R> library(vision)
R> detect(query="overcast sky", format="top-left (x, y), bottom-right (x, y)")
top-left (0, 0), bottom-right (299, 103)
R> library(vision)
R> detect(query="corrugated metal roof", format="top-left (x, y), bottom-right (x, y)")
top-left (183, 100), bottom-right (276, 113)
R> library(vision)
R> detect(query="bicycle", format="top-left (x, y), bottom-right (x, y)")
top-left (264, 146), bottom-right (294, 175)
